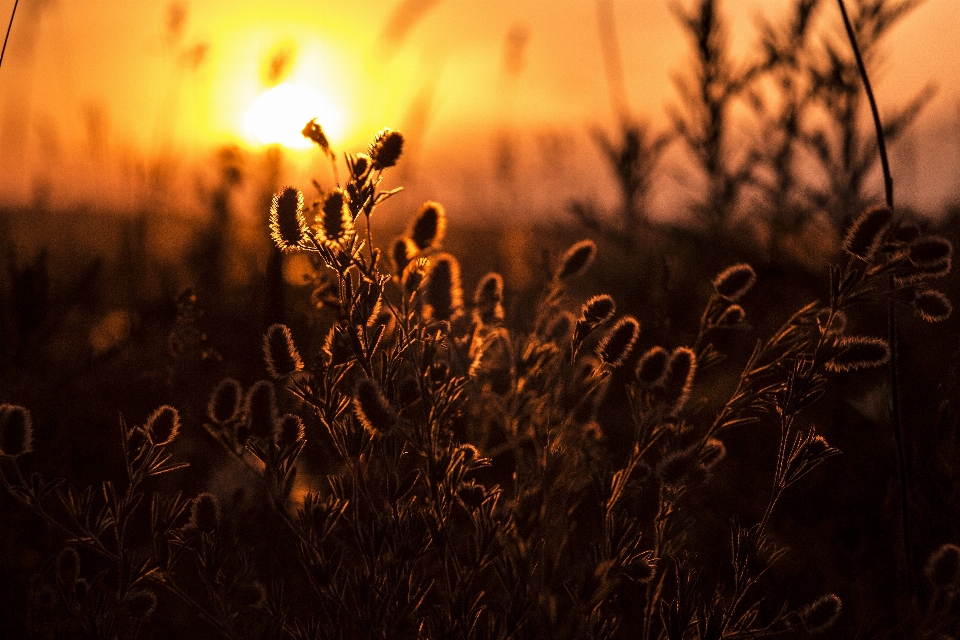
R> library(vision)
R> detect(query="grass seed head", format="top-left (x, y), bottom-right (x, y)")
top-left (473, 272), bottom-right (505, 325)
top-left (712, 263), bottom-right (756, 301)
top-left (269, 187), bottom-right (307, 252)
top-left (190, 492), bottom-right (221, 533)
top-left (424, 253), bottom-right (464, 322)
top-left (913, 290), bottom-right (952, 322)
top-left (354, 378), bottom-right (398, 434)
top-left (392, 237), bottom-right (417, 275)
top-left (124, 588), bottom-right (158, 619)
top-left (263, 323), bottom-right (304, 378)
top-left (318, 189), bottom-right (354, 244)
top-left (410, 201), bottom-right (447, 251)
top-left (636, 346), bottom-right (670, 386)
top-left (369, 128), bottom-right (404, 169)
top-left (145, 405), bottom-right (180, 446)
top-left (827, 336), bottom-right (891, 372)
top-left (275, 413), bottom-right (305, 447)
top-left (925, 543), bottom-right (960, 590)
top-left (843, 205), bottom-right (892, 261)
top-left (662, 347), bottom-right (697, 414)
top-left (56, 548), bottom-right (80, 587)
top-left (208, 378), bottom-right (242, 424)
top-left (235, 581), bottom-right (268, 609)
top-left (717, 304), bottom-right (745, 325)
top-left (0, 404), bottom-right (33, 457)
top-left (596, 316), bottom-right (640, 368)
top-left (555, 239), bottom-right (597, 280)
top-left (908, 236), bottom-right (953, 268)
top-left (800, 594), bottom-right (842, 634)
top-left (245, 380), bottom-right (278, 440)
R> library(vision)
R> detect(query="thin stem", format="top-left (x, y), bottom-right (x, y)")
top-left (836, 0), bottom-right (913, 598)
top-left (0, 0), bottom-right (17, 69)
top-left (595, 0), bottom-right (630, 123)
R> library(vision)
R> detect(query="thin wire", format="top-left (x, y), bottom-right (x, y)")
top-left (0, 0), bottom-right (20, 69)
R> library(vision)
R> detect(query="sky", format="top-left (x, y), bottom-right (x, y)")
top-left (1, 0), bottom-right (959, 223)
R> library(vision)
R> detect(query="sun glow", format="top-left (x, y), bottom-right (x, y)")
top-left (243, 83), bottom-right (347, 149)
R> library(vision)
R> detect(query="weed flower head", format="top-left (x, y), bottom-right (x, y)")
top-left (145, 405), bottom-right (180, 446)
top-left (348, 153), bottom-right (371, 179)
top-left (908, 236), bottom-right (953, 268)
top-left (409, 201), bottom-right (447, 251)
top-left (701, 438), bottom-right (726, 470)
top-left (189, 492), bottom-right (221, 533)
top-left (392, 237), bottom-right (417, 275)
top-left (580, 294), bottom-right (617, 326)
top-left (800, 594), bottom-right (842, 634)
top-left (596, 316), bottom-right (640, 368)
top-left (124, 588), bottom-right (158, 619)
top-left (369, 128), bottom-right (404, 169)
top-left (0, 404), bottom-right (33, 457)
top-left (208, 378), bottom-right (242, 424)
top-left (662, 347), bottom-right (697, 414)
top-left (275, 413), bottom-right (305, 446)
top-left (555, 240), bottom-right (597, 281)
top-left (318, 189), bottom-right (354, 246)
top-left (473, 272), bottom-right (505, 325)
top-left (245, 380), bottom-right (278, 440)
top-left (843, 205), bottom-right (892, 261)
top-left (424, 253), bottom-right (464, 322)
top-left (636, 346), bottom-right (670, 386)
top-left (270, 187), bottom-right (307, 252)
top-left (403, 258), bottom-right (430, 296)
top-left (301, 118), bottom-right (331, 153)
top-left (827, 336), bottom-right (891, 372)
top-left (543, 311), bottom-right (575, 344)
top-left (913, 290), bottom-right (952, 322)
top-left (353, 378), bottom-right (398, 434)
top-left (712, 263), bottom-right (756, 301)
top-left (657, 445), bottom-right (700, 489)
top-left (717, 304), bottom-right (745, 325)
top-left (263, 323), bottom-right (304, 378)
top-left (925, 543), bottom-right (960, 590)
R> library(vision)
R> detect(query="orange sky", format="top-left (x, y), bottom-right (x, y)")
top-left (1, 0), bottom-right (958, 221)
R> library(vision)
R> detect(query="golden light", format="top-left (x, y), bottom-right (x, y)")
top-left (243, 82), bottom-right (347, 149)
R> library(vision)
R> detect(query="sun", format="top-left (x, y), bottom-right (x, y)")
top-left (243, 82), bottom-right (347, 149)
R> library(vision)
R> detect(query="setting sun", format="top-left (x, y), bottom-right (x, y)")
top-left (243, 82), bottom-right (347, 149)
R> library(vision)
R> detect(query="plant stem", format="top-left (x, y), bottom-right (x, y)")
top-left (0, 0), bottom-right (18, 69)
top-left (836, 0), bottom-right (913, 598)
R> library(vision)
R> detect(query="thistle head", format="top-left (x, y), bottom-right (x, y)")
top-left (269, 187), bottom-right (307, 252)
top-left (145, 405), bottom-right (181, 446)
top-left (301, 118), bottom-right (331, 153)
top-left (409, 201), bottom-right (447, 251)
top-left (208, 379), bottom-right (242, 424)
top-left (369, 128), bottom-right (404, 169)
top-left (318, 189), bottom-right (354, 245)
top-left (263, 323), bottom-right (304, 378)
top-left (0, 404), bottom-right (33, 457)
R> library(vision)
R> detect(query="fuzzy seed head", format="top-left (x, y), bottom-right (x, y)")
top-left (263, 323), bottom-right (303, 378)
top-left (596, 316), bottom-right (640, 368)
top-left (208, 379), bottom-right (242, 424)
top-left (580, 295), bottom-right (616, 325)
top-left (800, 594), bottom-right (842, 634)
top-left (301, 119), bottom-right (330, 152)
top-left (913, 290), bottom-right (953, 322)
top-left (235, 581), bottom-right (267, 608)
top-left (124, 588), bottom-right (158, 619)
top-left (909, 236), bottom-right (953, 268)
top-left (892, 221), bottom-right (921, 243)
top-left (0, 404), bottom-right (33, 457)
top-left (392, 237), bottom-right (417, 276)
top-left (544, 311), bottom-right (575, 344)
top-left (145, 405), bottom-right (180, 446)
top-left (700, 438), bottom-right (726, 471)
top-left (57, 548), bottom-right (80, 586)
top-left (473, 272), bottom-right (505, 326)
top-left (245, 380), bottom-right (278, 440)
top-left (712, 263), bottom-right (756, 301)
top-left (556, 240), bottom-right (597, 280)
top-left (190, 492), bottom-right (221, 533)
top-left (662, 348), bottom-right (697, 414)
top-left (409, 201), bottom-right (447, 251)
top-left (402, 258), bottom-right (429, 295)
top-left (657, 445), bottom-right (700, 489)
top-left (354, 378), bottom-right (398, 434)
top-left (74, 578), bottom-right (89, 603)
top-left (318, 189), bottom-right (354, 245)
top-left (423, 254), bottom-right (464, 322)
top-left (269, 187), bottom-right (307, 252)
top-left (636, 347), bottom-right (670, 386)
top-left (827, 336), bottom-right (891, 372)
top-left (717, 304), bottom-right (745, 325)
top-left (369, 128), bottom-right (404, 169)
top-left (349, 153), bottom-right (371, 179)
top-left (817, 309), bottom-right (847, 336)
top-left (275, 414), bottom-right (305, 447)
top-left (844, 205), bottom-right (892, 261)
top-left (926, 544), bottom-right (960, 590)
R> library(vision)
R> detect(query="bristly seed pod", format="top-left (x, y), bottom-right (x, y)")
top-left (245, 380), bottom-right (278, 440)
top-left (269, 187), bottom-right (307, 252)
top-left (402, 258), bottom-right (429, 296)
top-left (301, 119), bottom-right (331, 154)
top-left (596, 316), bottom-right (640, 368)
top-left (348, 153), bottom-right (371, 179)
top-left (661, 347), bottom-right (697, 415)
top-left (908, 236), bottom-right (953, 268)
top-left (657, 445), bottom-right (700, 489)
top-left (800, 594), bottom-right (842, 634)
top-left (555, 240), bottom-right (597, 281)
top-left (636, 347), bottom-right (669, 386)
top-left (145, 405), bottom-right (180, 446)
top-left (925, 543), bottom-right (960, 590)
top-left (189, 492), bottom-right (221, 533)
top-left (263, 324), bottom-right (304, 378)
top-left (913, 290), bottom-right (952, 322)
top-left (409, 201), bottom-right (447, 251)
top-left (423, 254), bottom-right (464, 322)
top-left (392, 237), bottom-right (417, 276)
top-left (573, 295), bottom-right (616, 349)
top-left (124, 588), bottom-right (158, 619)
top-left (318, 189), bottom-right (354, 244)
top-left (712, 263), bottom-right (756, 301)
top-left (208, 379), bottom-right (242, 425)
top-left (0, 404), bottom-right (33, 457)
top-left (826, 336), bottom-right (891, 372)
top-left (275, 414), bottom-right (305, 447)
top-left (717, 304), bottom-right (745, 325)
top-left (473, 272), bottom-right (505, 326)
top-left (369, 128), bottom-right (404, 169)
top-left (700, 438), bottom-right (726, 471)
top-left (843, 205), bottom-right (892, 261)
top-left (354, 378), bottom-right (398, 434)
